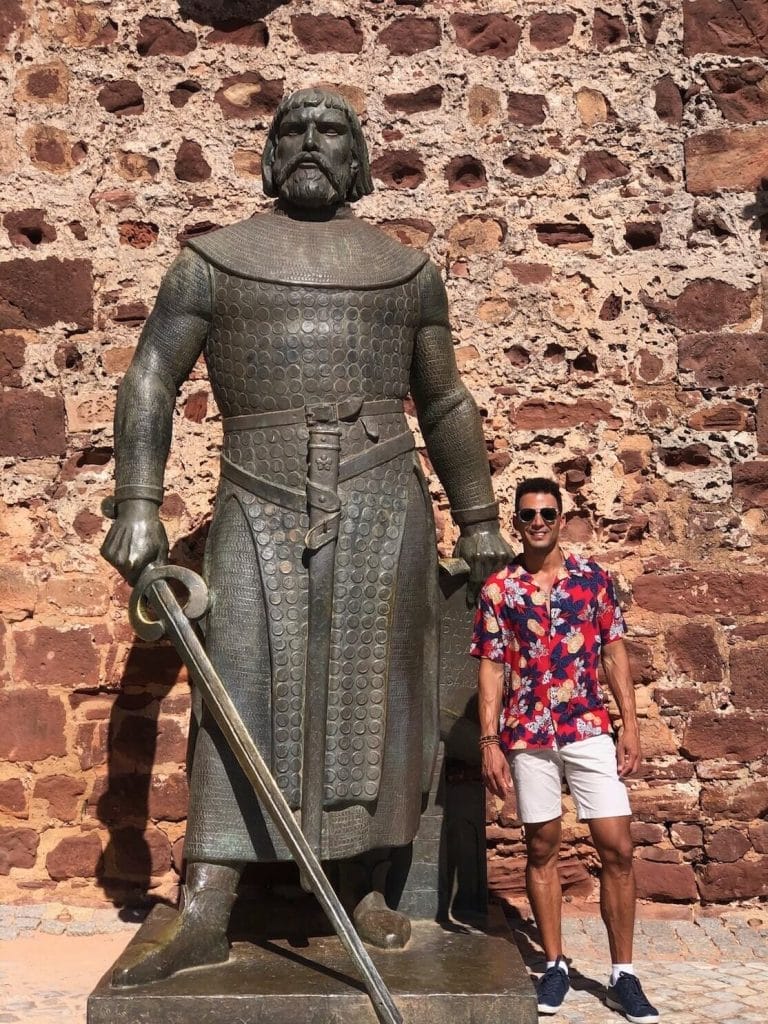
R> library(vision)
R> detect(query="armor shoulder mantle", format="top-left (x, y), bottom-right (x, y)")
top-left (185, 212), bottom-right (428, 290)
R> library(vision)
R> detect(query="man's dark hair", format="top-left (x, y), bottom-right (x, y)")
top-left (514, 477), bottom-right (562, 513)
top-left (262, 87), bottom-right (373, 202)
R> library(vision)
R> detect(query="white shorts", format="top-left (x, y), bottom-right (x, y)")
top-left (509, 734), bottom-right (632, 824)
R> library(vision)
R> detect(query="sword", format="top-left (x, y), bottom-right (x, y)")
top-left (129, 563), bottom-right (403, 1024)
top-left (301, 409), bottom-right (343, 860)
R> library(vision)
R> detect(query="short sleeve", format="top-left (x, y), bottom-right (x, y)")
top-left (470, 580), bottom-right (506, 661)
top-left (597, 570), bottom-right (626, 645)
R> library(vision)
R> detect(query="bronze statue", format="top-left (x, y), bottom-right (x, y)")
top-left (102, 88), bottom-right (511, 986)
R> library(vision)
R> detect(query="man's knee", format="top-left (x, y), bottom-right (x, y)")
top-left (597, 835), bottom-right (634, 875)
top-left (525, 820), bottom-right (562, 869)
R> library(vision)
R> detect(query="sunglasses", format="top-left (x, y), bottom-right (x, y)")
top-left (516, 507), bottom-right (559, 524)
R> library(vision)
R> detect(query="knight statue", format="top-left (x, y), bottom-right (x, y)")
top-left (101, 87), bottom-right (512, 985)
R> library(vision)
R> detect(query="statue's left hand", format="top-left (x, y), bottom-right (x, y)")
top-left (453, 525), bottom-right (513, 606)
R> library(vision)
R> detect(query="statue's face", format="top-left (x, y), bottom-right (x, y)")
top-left (272, 102), bottom-right (356, 208)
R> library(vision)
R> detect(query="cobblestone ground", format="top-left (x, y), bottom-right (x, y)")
top-left (0, 904), bottom-right (765, 1023)
top-left (511, 910), bottom-right (768, 1024)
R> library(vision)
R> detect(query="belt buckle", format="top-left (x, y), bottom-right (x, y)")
top-left (306, 402), bottom-right (336, 427)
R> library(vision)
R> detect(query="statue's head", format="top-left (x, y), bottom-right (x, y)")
top-left (262, 88), bottom-right (373, 209)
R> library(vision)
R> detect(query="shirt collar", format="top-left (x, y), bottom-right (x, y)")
top-left (509, 550), bottom-right (591, 583)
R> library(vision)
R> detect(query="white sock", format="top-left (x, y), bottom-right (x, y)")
top-left (610, 963), bottom-right (635, 985)
top-left (547, 958), bottom-right (568, 974)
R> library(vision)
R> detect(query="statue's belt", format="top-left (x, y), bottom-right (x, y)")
top-left (220, 398), bottom-right (414, 519)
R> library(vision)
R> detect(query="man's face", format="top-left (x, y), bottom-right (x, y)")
top-left (272, 102), bottom-right (355, 209)
top-left (513, 492), bottom-right (564, 556)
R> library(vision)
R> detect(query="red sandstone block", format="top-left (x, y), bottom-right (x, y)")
top-left (136, 15), bottom-right (196, 57)
top-left (14, 624), bottom-right (101, 689)
top-left (0, 257), bottom-right (93, 329)
top-left (530, 12), bottom-right (575, 50)
top-left (733, 461), bottom-right (768, 510)
top-left (46, 831), bottom-right (102, 880)
top-left (683, 714), bottom-right (768, 762)
top-left (629, 782), bottom-right (701, 823)
top-left (730, 644), bottom-right (768, 709)
top-left (0, 778), bottom-right (28, 817)
top-left (215, 72), bottom-right (283, 120)
top-left (0, 690), bottom-right (66, 761)
top-left (634, 858), bottom-right (697, 900)
top-left (291, 14), bottom-right (363, 53)
top-left (705, 827), bottom-right (751, 863)
top-left (370, 151), bottom-right (425, 190)
top-left (0, 826), bottom-right (39, 875)
top-left (665, 623), bottom-right (723, 681)
top-left (683, 0), bottom-right (768, 56)
top-left (698, 857), bottom-right (768, 901)
top-left (451, 13), bottom-right (521, 58)
top-left (512, 399), bottom-right (621, 430)
top-left (378, 16), bottom-right (440, 55)
top-left (670, 824), bottom-right (703, 849)
top-left (33, 775), bottom-right (86, 822)
top-left (701, 779), bottom-right (768, 820)
top-left (685, 126), bottom-right (768, 194)
top-left (633, 570), bottom-right (768, 616)
top-left (679, 332), bottom-right (768, 387)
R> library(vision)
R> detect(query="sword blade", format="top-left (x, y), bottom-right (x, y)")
top-left (145, 576), bottom-right (402, 1024)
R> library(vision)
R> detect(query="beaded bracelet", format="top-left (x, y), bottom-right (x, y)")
top-left (479, 734), bottom-right (500, 748)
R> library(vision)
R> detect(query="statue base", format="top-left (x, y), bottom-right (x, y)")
top-left (88, 904), bottom-right (536, 1024)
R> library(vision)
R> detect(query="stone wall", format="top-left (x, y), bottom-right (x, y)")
top-left (1, 0), bottom-right (767, 909)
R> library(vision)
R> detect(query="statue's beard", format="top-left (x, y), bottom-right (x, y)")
top-left (274, 153), bottom-right (351, 208)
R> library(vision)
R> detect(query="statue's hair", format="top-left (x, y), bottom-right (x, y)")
top-left (262, 88), bottom-right (373, 202)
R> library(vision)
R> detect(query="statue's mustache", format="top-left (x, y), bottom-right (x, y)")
top-left (276, 152), bottom-right (344, 195)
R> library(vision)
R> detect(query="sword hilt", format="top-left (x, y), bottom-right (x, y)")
top-left (129, 563), bottom-right (210, 641)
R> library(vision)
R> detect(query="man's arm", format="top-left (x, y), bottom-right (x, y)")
top-left (410, 262), bottom-right (512, 594)
top-left (601, 638), bottom-right (641, 778)
top-left (478, 658), bottom-right (513, 799)
top-left (101, 248), bottom-right (211, 582)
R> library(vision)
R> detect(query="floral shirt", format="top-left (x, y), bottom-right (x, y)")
top-left (470, 553), bottom-right (626, 751)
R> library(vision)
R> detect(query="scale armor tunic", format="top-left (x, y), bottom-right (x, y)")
top-left (181, 214), bottom-right (441, 863)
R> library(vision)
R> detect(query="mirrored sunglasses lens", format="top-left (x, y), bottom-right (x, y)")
top-left (518, 507), bottom-right (558, 524)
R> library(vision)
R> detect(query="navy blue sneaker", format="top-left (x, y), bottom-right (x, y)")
top-left (536, 956), bottom-right (570, 1015)
top-left (606, 972), bottom-right (659, 1023)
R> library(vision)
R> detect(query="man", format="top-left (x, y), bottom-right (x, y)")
top-left (471, 478), bottom-right (659, 1024)
top-left (101, 87), bottom-right (510, 985)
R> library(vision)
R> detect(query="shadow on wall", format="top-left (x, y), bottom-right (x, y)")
top-left (178, 0), bottom-right (289, 25)
top-left (94, 521), bottom-right (210, 909)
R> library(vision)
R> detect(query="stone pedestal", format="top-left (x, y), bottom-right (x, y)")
top-left (88, 905), bottom-right (537, 1024)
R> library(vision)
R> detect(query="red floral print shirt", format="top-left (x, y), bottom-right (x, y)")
top-left (470, 553), bottom-right (626, 751)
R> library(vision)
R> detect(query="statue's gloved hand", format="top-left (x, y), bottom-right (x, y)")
top-left (453, 524), bottom-right (513, 607)
top-left (101, 499), bottom-right (169, 585)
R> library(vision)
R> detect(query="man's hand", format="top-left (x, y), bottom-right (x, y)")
top-left (616, 724), bottom-right (641, 778)
top-left (481, 743), bottom-right (513, 800)
top-left (454, 524), bottom-right (513, 605)
top-left (101, 499), bottom-right (169, 585)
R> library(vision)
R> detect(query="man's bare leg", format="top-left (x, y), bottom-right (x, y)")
top-left (112, 860), bottom-right (242, 986)
top-left (524, 817), bottom-right (564, 961)
top-left (588, 815), bottom-right (635, 964)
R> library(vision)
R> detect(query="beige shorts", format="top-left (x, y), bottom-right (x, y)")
top-left (509, 734), bottom-right (632, 824)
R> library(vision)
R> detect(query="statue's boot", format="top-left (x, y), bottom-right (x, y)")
top-left (111, 861), bottom-right (241, 987)
top-left (353, 890), bottom-right (412, 950)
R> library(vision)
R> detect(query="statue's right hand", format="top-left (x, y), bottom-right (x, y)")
top-left (100, 500), bottom-right (169, 584)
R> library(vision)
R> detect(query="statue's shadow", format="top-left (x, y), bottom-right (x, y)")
top-left (94, 522), bottom-right (210, 914)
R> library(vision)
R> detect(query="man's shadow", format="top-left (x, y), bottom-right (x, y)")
top-left (502, 905), bottom-right (606, 1001)
top-left (94, 521), bottom-right (210, 915)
